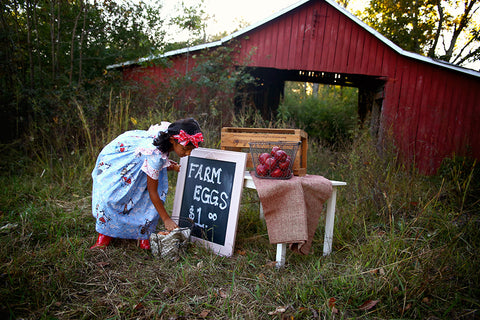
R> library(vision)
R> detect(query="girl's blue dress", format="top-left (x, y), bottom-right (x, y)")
top-left (91, 123), bottom-right (170, 240)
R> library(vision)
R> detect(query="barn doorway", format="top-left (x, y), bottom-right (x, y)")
top-left (278, 81), bottom-right (358, 146)
top-left (235, 67), bottom-right (386, 143)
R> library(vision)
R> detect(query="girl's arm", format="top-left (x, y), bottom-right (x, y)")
top-left (147, 176), bottom-right (178, 231)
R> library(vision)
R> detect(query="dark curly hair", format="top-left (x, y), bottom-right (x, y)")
top-left (153, 118), bottom-right (202, 153)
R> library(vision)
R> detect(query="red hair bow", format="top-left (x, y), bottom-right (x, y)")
top-left (173, 130), bottom-right (204, 148)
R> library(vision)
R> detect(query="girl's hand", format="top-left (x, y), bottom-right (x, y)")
top-left (164, 217), bottom-right (179, 232)
top-left (167, 160), bottom-right (180, 172)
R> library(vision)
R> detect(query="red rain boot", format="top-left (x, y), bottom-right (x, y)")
top-left (139, 239), bottom-right (150, 250)
top-left (90, 233), bottom-right (112, 249)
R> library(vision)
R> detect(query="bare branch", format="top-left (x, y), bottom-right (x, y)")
top-left (69, 3), bottom-right (83, 87)
top-left (443, 0), bottom-right (478, 61)
top-left (428, 0), bottom-right (444, 58)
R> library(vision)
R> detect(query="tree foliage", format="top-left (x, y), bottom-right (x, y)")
top-left (170, 0), bottom-right (208, 43)
top-left (360, 0), bottom-right (480, 68)
top-left (0, 0), bottom-right (165, 142)
top-left (133, 44), bottom-right (256, 131)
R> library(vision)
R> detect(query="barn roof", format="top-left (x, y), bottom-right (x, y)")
top-left (107, 0), bottom-right (480, 78)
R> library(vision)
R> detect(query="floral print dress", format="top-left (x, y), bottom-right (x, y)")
top-left (91, 123), bottom-right (170, 240)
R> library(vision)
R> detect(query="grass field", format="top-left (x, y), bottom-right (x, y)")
top-left (0, 124), bottom-right (479, 319)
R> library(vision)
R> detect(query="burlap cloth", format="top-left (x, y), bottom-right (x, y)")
top-left (251, 173), bottom-right (333, 255)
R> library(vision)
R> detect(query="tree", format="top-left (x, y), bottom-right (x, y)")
top-left (360, 0), bottom-right (480, 68)
top-left (337, 0), bottom-right (352, 8)
top-left (0, 0), bottom-right (166, 142)
top-left (169, 0), bottom-right (210, 45)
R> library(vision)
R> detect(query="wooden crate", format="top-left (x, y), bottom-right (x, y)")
top-left (220, 127), bottom-right (308, 176)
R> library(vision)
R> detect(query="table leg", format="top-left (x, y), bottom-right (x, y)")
top-left (276, 243), bottom-right (287, 267)
top-left (323, 187), bottom-right (337, 256)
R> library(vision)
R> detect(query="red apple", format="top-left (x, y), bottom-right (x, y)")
top-left (273, 149), bottom-right (287, 162)
top-left (264, 157), bottom-right (276, 171)
top-left (258, 152), bottom-right (271, 165)
top-left (270, 168), bottom-right (284, 178)
top-left (256, 164), bottom-right (268, 176)
top-left (270, 146), bottom-right (281, 156)
top-left (278, 157), bottom-right (291, 171)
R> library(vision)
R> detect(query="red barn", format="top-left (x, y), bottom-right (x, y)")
top-left (108, 0), bottom-right (480, 175)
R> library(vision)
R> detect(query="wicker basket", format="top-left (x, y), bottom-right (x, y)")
top-left (150, 227), bottom-right (191, 260)
top-left (249, 141), bottom-right (300, 179)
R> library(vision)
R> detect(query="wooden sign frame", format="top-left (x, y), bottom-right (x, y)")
top-left (171, 147), bottom-right (247, 257)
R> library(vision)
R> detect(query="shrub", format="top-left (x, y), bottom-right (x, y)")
top-left (278, 83), bottom-right (358, 147)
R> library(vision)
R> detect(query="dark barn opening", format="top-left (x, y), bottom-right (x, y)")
top-left (235, 67), bottom-right (386, 138)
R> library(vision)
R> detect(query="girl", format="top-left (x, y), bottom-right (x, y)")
top-left (90, 118), bottom-right (203, 249)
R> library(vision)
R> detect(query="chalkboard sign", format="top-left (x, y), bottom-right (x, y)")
top-left (171, 148), bottom-right (247, 257)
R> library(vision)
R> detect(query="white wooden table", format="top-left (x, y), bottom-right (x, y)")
top-left (243, 172), bottom-right (346, 267)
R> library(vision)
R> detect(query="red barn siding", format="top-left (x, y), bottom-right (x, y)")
top-left (381, 55), bottom-right (480, 174)
top-left (325, 5), bottom-right (341, 71)
top-left (336, 10), bottom-right (352, 73)
top-left (416, 64), bottom-right (440, 171)
top-left (234, 1), bottom-right (394, 77)
top-left (351, 24), bottom-right (366, 73)
top-left (312, 5), bottom-right (328, 69)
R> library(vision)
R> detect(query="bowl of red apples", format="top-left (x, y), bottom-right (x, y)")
top-left (249, 141), bottom-right (300, 179)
